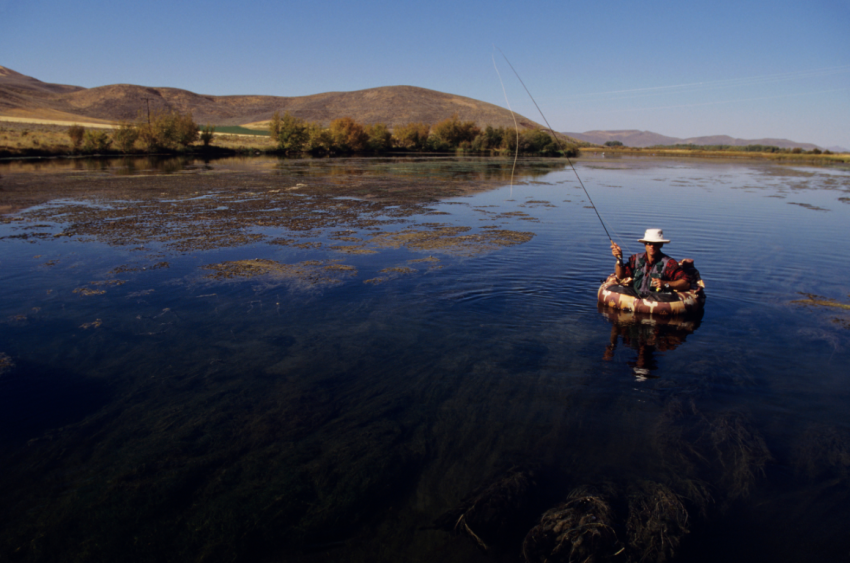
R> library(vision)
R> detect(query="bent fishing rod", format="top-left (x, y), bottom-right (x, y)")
top-left (496, 48), bottom-right (616, 245)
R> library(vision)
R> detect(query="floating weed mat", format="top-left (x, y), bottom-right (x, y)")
top-left (368, 227), bottom-right (534, 256)
top-left (625, 481), bottom-right (689, 563)
top-left (792, 292), bottom-right (850, 310)
top-left (522, 485), bottom-right (622, 563)
top-left (72, 279), bottom-right (127, 296)
top-left (431, 467), bottom-right (537, 552)
top-left (792, 292), bottom-right (850, 329)
top-left (202, 259), bottom-right (356, 287)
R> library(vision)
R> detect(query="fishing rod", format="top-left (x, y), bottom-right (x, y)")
top-left (496, 48), bottom-right (615, 245)
top-left (492, 53), bottom-right (520, 190)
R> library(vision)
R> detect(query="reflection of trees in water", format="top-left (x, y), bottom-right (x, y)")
top-left (278, 156), bottom-right (567, 183)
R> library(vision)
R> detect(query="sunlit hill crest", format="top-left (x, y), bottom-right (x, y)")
top-left (0, 65), bottom-right (552, 133)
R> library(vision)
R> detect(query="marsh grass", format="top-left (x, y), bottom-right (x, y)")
top-left (582, 146), bottom-right (850, 163)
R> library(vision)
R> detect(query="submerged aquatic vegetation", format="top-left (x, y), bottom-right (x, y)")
top-left (369, 226), bottom-right (533, 256)
top-left (625, 481), bottom-right (689, 563)
top-left (0, 353), bottom-right (13, 376)
top-left (432, 467), bottom-right (537, 552)
top-left (703, 413), bottom-right (773, 503)
top-left (202, 259), bottom-right (355, 286)
top-left (792, 292), bottom-right (850, 329)
top-left (522, 485), bottom-right (621, 563)
top-left (792, 292), bottom-right (850, 311)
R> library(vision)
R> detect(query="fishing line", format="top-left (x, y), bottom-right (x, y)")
top-left (492, 52), bottom-right (520, 194)
top-left (496, 47), bottom-right (616, 244)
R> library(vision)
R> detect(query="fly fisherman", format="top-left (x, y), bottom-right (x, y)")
top-left (609, 229), bottom-right (690, 301)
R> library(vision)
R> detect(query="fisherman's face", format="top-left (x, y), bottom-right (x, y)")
top-left (645, 242), bottom-right (663, 261)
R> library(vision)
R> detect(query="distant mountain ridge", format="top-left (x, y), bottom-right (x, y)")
top-left (0, 65), bottom-right (550, 134)
top-left (564, 129), bottom-right (833, 151)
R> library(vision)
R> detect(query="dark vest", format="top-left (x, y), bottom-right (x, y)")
top-left (632, 253), bottom-right (674, 295)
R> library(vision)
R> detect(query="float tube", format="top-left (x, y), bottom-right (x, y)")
top-left (597, 259), bottom-right (706, 316)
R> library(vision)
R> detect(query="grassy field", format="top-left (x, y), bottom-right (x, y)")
top-left (582, 146), bottom-right (850, 163)
top-left (213, 125), bottom-right (270, 136)
top-left (0, 121), bottom-right (277, 156)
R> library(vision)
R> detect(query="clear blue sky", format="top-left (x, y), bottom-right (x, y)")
top-left (2, 0), bottom-right (849, 148)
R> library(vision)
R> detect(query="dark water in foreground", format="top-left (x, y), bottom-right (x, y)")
top-left (1, 156), bottom-right (849, 562)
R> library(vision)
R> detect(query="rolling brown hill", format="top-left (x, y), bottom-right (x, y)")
top-left (0, 65), bottom-right (553, 134)
top-left (565, 129), bottom-right (821, 151)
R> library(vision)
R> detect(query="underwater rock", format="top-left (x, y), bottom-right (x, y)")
top-left (522, 485), bottom-right (622, 563)
top-left (432, 467), bottom-right (537, 551)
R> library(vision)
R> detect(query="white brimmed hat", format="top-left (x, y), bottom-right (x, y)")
top-left (638, 228), bottom-right (670, 243)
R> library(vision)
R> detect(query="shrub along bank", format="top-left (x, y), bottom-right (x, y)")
top-left (2, 111), bottom-right (577, 159)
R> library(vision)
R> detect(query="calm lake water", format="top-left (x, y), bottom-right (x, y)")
top-left (1, 155), bottom-right (848, 563)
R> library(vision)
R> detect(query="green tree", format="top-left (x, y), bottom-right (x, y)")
top-left (269, 111), bottom-right (282, 139)
top-left (604, 140), bottom-right (624, 147)
top-left (200, 124), bottom-right (216, 147)
top-left (365, 123), bottom-right (392, 152)
top-left (67, 125), bottom-right (85, 151)
top-left (521, 129), bottom-right (559, 155)
top-left (276, 111), bottom-right (308, 153)
top-left (112, 122), bottom-right (139, 153)
top-left (392, 122), bottom-right (430, 150)
top-left (305, 123), bottom-right (334, 155)
top-left (137, 110), bottom-right (198, 151)
top-left (431, 113), bottom-right (480, 148)
top-left (174, 113), bottom-right (199, 147)
top-left (82, 130), bottom-right (112, 153)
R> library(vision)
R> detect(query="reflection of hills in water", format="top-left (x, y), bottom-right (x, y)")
top-left (599, 305), bottom-right (703, 378)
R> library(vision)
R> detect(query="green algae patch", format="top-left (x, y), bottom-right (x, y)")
top-left (202, 259), bottom-right (356, 286)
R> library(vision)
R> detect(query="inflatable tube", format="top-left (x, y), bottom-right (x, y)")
top-left (597, 260), bottom-right (706, 316)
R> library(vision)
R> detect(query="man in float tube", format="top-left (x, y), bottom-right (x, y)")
top-left (609, 228), bottom-right (690, 302)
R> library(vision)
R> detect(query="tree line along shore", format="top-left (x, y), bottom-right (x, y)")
top-left (0, 110), bottom-right (576, 159)
top-left (1, 111), bottom-right (846, 163)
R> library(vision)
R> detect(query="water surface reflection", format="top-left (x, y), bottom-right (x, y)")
top-left (599, 305), bottom-right (703, 380)
top-left (0, 156), bottom-right (849, 563)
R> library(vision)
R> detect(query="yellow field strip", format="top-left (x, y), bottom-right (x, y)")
top-left (0, 116), bottom-right (116, 129)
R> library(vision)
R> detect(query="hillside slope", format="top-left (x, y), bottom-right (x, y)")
top-left (0, 66), bottom-right (551, 134)
top-left (566, 129), bottom-right (820, 150)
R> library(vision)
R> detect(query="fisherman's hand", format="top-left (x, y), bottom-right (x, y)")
top-left (610, 241), bottom-right (622, 260)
